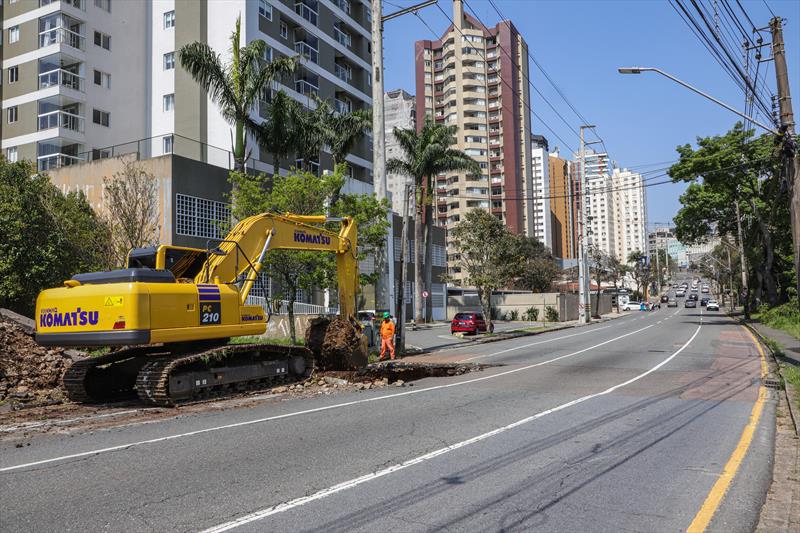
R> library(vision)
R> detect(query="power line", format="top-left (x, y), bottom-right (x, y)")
top-left (761, 0), bottom-right (776, 19)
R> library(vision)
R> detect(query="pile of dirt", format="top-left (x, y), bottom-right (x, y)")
top-left (317, 317), bottom-right (369, 370)
top-left (0, 317), bottom-right (74, 407)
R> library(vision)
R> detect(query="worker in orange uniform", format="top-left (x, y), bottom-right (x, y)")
top-left (379, 312), bottom-right (396, 361)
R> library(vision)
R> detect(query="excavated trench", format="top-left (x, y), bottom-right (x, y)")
top-left (319, 361), bottom-right (497, 384)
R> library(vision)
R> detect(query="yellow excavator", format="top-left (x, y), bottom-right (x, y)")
top-left (34, 213), bottom-right (367, 406)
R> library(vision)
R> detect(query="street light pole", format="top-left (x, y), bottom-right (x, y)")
top-left (577, 126), bottom-right (594, 323)
top-left (618, 67), bottom-right (780, 135)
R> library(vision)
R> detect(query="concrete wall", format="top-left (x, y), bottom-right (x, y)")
top-left (447, 291), bottom-right (613, 322)
top-left (260, 314), bottom-right (315, 341)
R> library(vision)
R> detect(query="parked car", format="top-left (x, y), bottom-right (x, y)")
top-left (700, 297), bottom-right (710, 306)
top-left (668, 298), bottom-right (678, 307)
top-left (706, 300), bottom-right (719, 311)
top-left (622, 301), bottom-right (642, 311)
top-left (451, 312), bottom-right (491, 335)
top-left (685, 299), bottom-right (697, 308)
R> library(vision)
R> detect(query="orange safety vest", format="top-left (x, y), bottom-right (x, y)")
top-left (380, 320), bottom-right (395, 339)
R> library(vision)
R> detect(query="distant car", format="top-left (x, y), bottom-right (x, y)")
top-left (622, 301), bottom-right (642, 311)
top-left (706, 300), bottom-right (719, 311)
top-left (660, 295), bottom-right (669, 303)
top-left (689, 293), bottom-right (698, 301)
top-left (668, 298), bottom-right (678, 307)
top-left (685, 299), bottom-right (697, 308)
top-left (691, 287), bottom-right (698, 293)
top-left (700, 297), bottom-right (709, 306)
top-left (676, 290), bottom-right (686, 297)
top-left (451, 312), bottom-right (491, 335)
top-left (701, 287), bottom-right (709, 293)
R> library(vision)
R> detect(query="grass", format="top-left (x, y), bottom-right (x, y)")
top-left (763, 336), bottom-right (800, 412)
top-left (520, 326), bottom-right (548, 333)
top-left (228, 336), bottom-right (304, 346)
top-left (87, 347), bottom-right (110, 357)
top-left (752, 299), bottom-right (800, 340)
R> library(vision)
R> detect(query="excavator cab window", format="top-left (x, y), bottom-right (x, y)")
top-left (127, 246), bottom-right (208, 280)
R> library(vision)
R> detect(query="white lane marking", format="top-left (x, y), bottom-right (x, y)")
top-left (459, 324), bottom-right (613, 362)
top-left (201, 323), bottom-right (703, 533)
top-left (0, 323), bottom-right (655, 473)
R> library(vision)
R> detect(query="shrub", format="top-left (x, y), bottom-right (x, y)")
top-left (545, 306), bottom-right (559, 322)
top-left (525, 307), bottom-right (539, 322)
top-left (509, 309), bottom-right (519, 321)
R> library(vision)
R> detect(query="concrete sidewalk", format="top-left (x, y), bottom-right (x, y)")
top-left (750, 321), bottom-right (800, 366)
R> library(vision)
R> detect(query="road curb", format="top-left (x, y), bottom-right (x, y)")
top-left (735, 315), bottom-right (800, 438)
top-left (402, 312), bottom-right (629, 358)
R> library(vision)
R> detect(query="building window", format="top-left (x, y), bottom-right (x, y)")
top-left (280, 21), bottom-right (288, 39)
top-left (95, 0), bottom-right (111, 12)
top-left (164, 10), bottom-right (175, 29)
top-left (9, 26), bottom-right (20, 44)
top-left (8, 66), bottom-right (19, 84)
top-left (93, 69), bottom-right (111, 88)
top-left (258, 0), bottom-right (272, 20)
top-left (7, 107), bottom-right (18, 124)
top-left (163, 52), bottom-right (175, 70)
top-left (163, 93), bottom-right (175, 111)
top-left (175, 194), bottom-right (231, 240)
top-left (6, 147), bottom-right (18, 163)
top-left (163, 135), bottom-right (173, 154)
top-left (262, 46), bottom-right (273, 62)
top-left (94, 31), bottom-right (111, 50)
top-left (93, 109), bottom-right (110, 127)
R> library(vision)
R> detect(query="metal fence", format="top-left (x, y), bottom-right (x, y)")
top-left (245, 295), bottom-right (339, 316)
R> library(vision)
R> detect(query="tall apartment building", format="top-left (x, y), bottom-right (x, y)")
top-left (384, 88), bottom-right (415, 213)
top-left (2, 0), bottom-right (374, 226)
top-left (610, 167), bottom-right (647, 262)
top-left (580, 149), bottom-right (614, 258)
top-left (548, 147), bottom-right (575, 260)
top-left (414, 0), bottom-right (533, 279)
top-left (529, 134), bottom-right (551, 249)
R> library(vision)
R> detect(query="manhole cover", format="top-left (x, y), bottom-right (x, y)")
top-left (763, 378), bottom-right (780, 389)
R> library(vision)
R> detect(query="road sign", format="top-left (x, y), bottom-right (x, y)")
top-left (422, 290), bottom-right (429, 298)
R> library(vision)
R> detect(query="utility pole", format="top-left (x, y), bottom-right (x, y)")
top-left (725, 241), bottom-right (733, 309)
top-left (770, 16), bottom-right (799, 306)
top-left (734, 194), bottom-right (749, 313)
top-left (577, 125), bottom-right (594, 323)
top-left (396, 180), bottom-right (411, 353)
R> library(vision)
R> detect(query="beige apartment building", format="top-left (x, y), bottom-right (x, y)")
top-left (548, 148), bottom-right (576, 260)
top-left (414, 0), bottom-right (534, 279)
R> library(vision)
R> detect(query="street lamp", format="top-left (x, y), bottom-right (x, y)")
top-left (617, 67), bottom-right (779, 135)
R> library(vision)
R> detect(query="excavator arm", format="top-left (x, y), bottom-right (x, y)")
top-left (196, 213), bottom-right (360, 319)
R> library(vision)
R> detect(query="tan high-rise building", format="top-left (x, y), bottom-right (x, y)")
top-left (414, 0), bottom-right (533, 280)
top-left (548, 148), bottom-right (575, 260)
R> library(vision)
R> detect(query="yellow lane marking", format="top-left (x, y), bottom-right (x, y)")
top-left (686, 326), bottom-right (767, 532)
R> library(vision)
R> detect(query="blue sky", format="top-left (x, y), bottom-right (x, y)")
top-left (380, 0), bottom-right (800, 228)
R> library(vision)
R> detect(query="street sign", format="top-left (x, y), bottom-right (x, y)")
top-left (422, 290), bottom-right (429, 298)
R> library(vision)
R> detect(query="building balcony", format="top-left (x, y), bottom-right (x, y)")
top-left (37, 152), bottom-right (83, 171)
top-left (295, 79), bottom-right (319, 97)
top-left (39, 27), bottom-right (85, 50)
top-left (334, 98), bottom-right (352, 114)
top-left (294, 41), bottom-right (319, 64)
top-left (333, 26), bottom-right (352, 48)
top-left (39, 68), bottom-right (84, 93)
top-left (38, 110), bottom-right (84, 133)
top-left (331, 0), bottom-right (351, 15)
top-left (295, 2), bottom-right (318, 26)
top-left (334, 63), bottom-right (352, 83)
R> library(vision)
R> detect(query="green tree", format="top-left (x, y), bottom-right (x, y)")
top-left (387, 118), bottom-right (480, 324)
top-left (508, 235), bottom-right (558, 293)
top-left (449, 209), bottom-right (518, 331)
top-left (669, 123), bottom-right (790, 307)
top-left (0, 160), bottom-right (111, 316)
top-left (179, 16), bottom-right (295, 172)
top-left (605, 255), bottom-right (629, 312)
top-left (229, 165), bottom-right (389, 342)
top-left (252, 90), bottom-right (299, 175)
top-left (627, 250), bottom-right (651, 301)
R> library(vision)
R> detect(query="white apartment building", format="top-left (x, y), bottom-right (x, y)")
top-left (611, 168), bottom-right (647, 262)
top-left (384, 88), bottom-right (415, 214)
top-left (580, 149), bottom-right (615, 258)
top-left (530, 134), bottom-right (552, 248)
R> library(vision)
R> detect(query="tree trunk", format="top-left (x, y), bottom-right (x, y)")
top-left (749, 200), bottom-right (778, 306)
top-left (288, 286), bottom-right (297, 344)
top-left (414, 201), bottom-right (424, 325)
top-left (424, 203), bottom-right (433, 323)
top-left (480, 287), bottom-right (492, 333)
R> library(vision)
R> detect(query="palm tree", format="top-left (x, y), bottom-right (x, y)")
top-left (387, 118), bottom-right (480, 324)
top-left (178, 16), bottom-right (295, 172)
top-left (318, 100), bottom-right (372, 204)
top-left (251, 90), bottom-right (299, 176)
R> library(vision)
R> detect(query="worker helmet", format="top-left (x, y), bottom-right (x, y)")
top-left (383, 312), bottom-right (390, 318)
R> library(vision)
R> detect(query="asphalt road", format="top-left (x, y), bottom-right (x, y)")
top-left (403, 320), bottom-right (538, 351)
top-left (0, 306), bottom-right (775, 532)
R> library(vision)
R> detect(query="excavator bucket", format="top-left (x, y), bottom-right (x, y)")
top-left (305, 316), bottom-right (368, 370)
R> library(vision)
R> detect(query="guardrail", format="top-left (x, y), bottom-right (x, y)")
top-left (245, 295), bottom-right (339, 316)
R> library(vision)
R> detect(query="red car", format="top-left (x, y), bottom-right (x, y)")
top-left (451, 312), bottom-right (492, 335)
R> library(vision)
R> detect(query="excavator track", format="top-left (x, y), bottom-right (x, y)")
top-left (135, 343), bottom-right (313, 407)
top-left (63, 346), bottom-right (163, 403)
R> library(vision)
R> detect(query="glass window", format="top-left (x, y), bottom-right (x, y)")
top-left (93, 69), bottom-right (111, 88)
top-left (280, 21), bottom-right (288, 39)
top-left (7, 107), bottom-right (18, 124)
top-left (163, 52), bottom-right (175, 70)
top-left (163, 135), bottom-right (173, 154)
top-left (6, 147), bottom-right (18, 163)
top-left (175, 194), bottom-right (231, 239)
top-left (163, 93), bottom-right (175, 111)
top-left (92, 109), bottom-right (110, 127)
top-left (94, 31), bottom-right (111, 50)
top-left (8, 66), bottom-right (19, 84)
top-left (9, 26), bottom-right (20, 44)
top-left (94, 0), bottom-right (111, 12)
top-left (164, 11), bottom-right (175, 29)
top-left (258, 0), bottom-right (272, 20)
